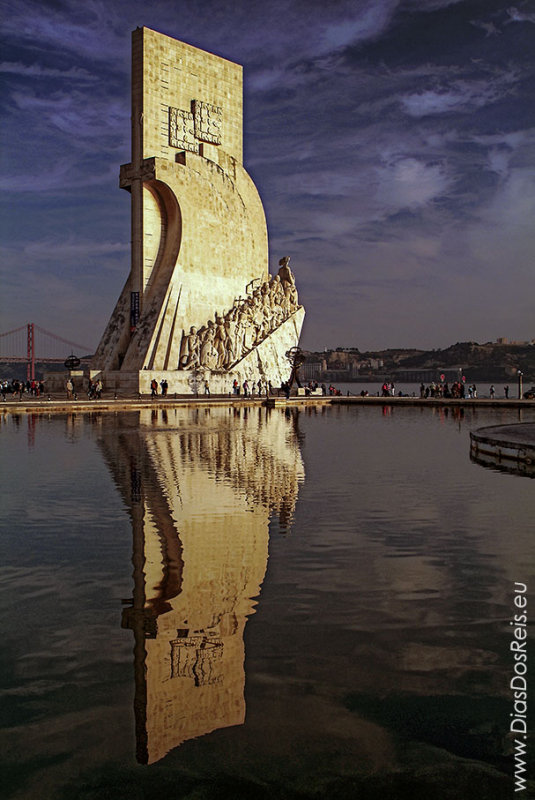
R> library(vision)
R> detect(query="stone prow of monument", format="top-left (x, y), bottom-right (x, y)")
top-left (91, 27), bottom-right (304, 394)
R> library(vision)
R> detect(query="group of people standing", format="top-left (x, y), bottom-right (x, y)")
top-left (64, 377), bottom-right (102, 400)
top-left (417, 382), bottom-right (509, 399)
top-left (232, 378), bottom-right (273, 397)
top-left (381, 382), bottom-right (397, 397)
top-left (419, 381), bottom-right (467, 398)
top-left (151, 378), bottom-right (168, 396)
top-left (1, 378), bottom-right (45, 400)
top-left (86, 378), bottom-right (103, 400)
top-left (149, 376), bottom-right (277, 397)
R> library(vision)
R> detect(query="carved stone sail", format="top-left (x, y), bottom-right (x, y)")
top-left (91, 28), bottom-right (304, 394)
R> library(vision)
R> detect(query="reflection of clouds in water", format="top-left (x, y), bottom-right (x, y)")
top-left (253, 407), bottom-right (531, 731)
top-left (1, 564), bottom-right (132, 670)
top-left (400, 643), bottom-right (499, 674)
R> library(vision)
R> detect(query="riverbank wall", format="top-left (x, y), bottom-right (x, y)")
top-left (2, 394), bottom-right (535, 416)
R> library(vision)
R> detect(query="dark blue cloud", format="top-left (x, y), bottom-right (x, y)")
top-left (0, 0), bottom-right (533, 350)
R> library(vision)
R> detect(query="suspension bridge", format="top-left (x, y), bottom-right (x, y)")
top-left (0, 323), bottom-right (93, 380)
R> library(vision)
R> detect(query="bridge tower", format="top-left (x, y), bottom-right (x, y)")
top-left (27, 323), bottom-right (35, 381)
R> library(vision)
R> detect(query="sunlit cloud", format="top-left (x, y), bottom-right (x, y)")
top-left (9, 88), bottom-right (128, 139)
top-left (376, 158), bottom-right (451, 209)
top-left (0, 61), bottom-right (97, 80)
top-left (318, 1), bottom-right (398, 52)
top-left (1, 0), bottom-right (127, 62)
top-left (0, 0), bottom-right (533, 350)
top-left (403, 0), bottom-right (465, 10)
top-left (23, 237), bottom-right (129, 260)
top-left (400, 73), bottom-right (517, 117)
top-left (487, 147), bottom-right (511, 177)
top-left (505, 6), bottom-right (535, 24)
top-left (470, 19), bottom-right (502, 37)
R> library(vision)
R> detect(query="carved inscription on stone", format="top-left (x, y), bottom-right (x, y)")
top-left (192, 100), bottom-right (222, 145)
top-left (169, 100), bottom-right (222, 151)
top-left (169, 107), bottom-right (199, 152)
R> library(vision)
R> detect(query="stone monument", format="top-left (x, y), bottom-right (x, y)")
top-left (91, 27), bottom-right (304, 394)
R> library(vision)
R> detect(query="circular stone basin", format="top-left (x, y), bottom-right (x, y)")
top-left (470, 422), bottom-right (535, 478)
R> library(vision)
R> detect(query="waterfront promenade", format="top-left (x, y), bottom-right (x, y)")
top-left (2, 393), bottom-right (535, 415)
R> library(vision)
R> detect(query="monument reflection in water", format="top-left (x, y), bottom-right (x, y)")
top-left (99, 406), bottom-right (304, 764)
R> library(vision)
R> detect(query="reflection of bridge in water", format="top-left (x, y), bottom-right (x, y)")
top-left (98, 406), bottom-right (304, 764)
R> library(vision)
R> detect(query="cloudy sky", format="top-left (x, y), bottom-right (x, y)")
top-left (1, 0), bottom-right (534, 352)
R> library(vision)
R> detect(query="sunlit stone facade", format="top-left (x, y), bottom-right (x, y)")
top-left (92, 27), bottom-right (304, 394)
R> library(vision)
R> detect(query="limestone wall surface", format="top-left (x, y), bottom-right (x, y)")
top-left (136, 27), bottom-right (243, 168)
top-left (91, 27), bottom-right (303, 390)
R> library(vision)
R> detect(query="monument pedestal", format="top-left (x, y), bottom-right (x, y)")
top-left (95, 307), bottom-right (305, 396)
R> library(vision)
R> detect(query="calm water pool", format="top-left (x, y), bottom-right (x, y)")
top-left (1, 405), bottom-right (533, 799)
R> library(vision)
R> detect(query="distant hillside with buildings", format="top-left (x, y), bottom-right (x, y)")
top-left (1, 340), bottom-right (533, 386)
top-left (302, 340), bottom-right (535, 383)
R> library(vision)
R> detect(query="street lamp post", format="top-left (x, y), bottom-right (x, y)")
top-left (286, 346), bottom-right (306, 390)
top-left (518, 370), bottom-right (523, 400)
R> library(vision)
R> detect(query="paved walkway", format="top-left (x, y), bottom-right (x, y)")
top-left (1, 394), bottom-right (535, 417)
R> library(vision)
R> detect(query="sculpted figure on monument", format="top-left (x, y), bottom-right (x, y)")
top-left (242, 297), bottom-right (256, 352)
top-left (223, 317), bottom-right (235, 368)
top-left (250, 289), bottom-right (264, 345)
top-left (199, 321), bottom-right (218, 369)
top-left (177, 256), bottom-right (301, 371)
top-left (260, 282), bottom-right (274, 337)
top-left (270, 276), bottom-right (285, 327)
top-left (213, 314), bottom-right (228, 370)
top-left (179, 326), bottom-right (201, 369)
top-left (234, 305), bottom-right (249, 360)
top-left (278, 257), bottom-right (299, 313)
